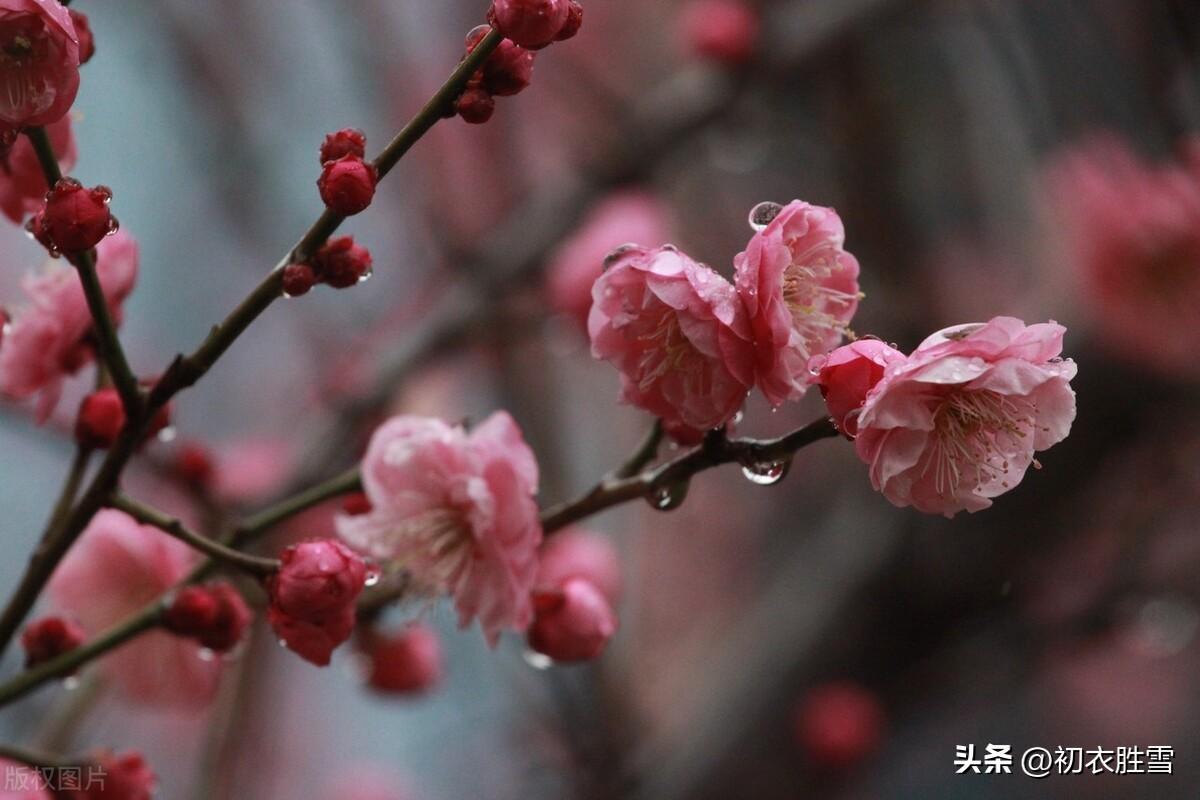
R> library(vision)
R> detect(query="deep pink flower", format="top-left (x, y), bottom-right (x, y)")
top-left (487, 0), bottom-right (570, 49)
top-left (32, 178), bottom-right (115, 254)
top-left (734, 200), bottom-right (861, 406)
top-left (0, 114), bottom-right (75, 224)
top-left (74, 387), bottom-right (126, 448)
top-left (337, 412), bottom-right (542, 646)
top-left (0, 0), bottom-right (79, 129)
top-left (545, 191), bottom-right (672, 328)
top-left (1048, 135), bottom-right (1200, 378)
top-left (536, 527), bottom-right (621, 604)
top-left (680, 0), bottom-right (760, 66)
top-left (365, 623), bottom-right (443, 695)
top-left (0, 230), bottom-right (138, 420)
top-left (266, 539), bottom-right (367, 666)
top-left (854, 317), bottom-right (1077, 517)
top-left (589, 244), bottom-right (755, 439)
top-left (319, 128), bottom-right (366, 164)
top-left (811, 339), bottom-right (906, 438)
top-left (528, 578), bottom-right (617, 662)
top-left (48, 509), bottom-right (222, 708)
top-left (317, 154), bottom-right (377, 216)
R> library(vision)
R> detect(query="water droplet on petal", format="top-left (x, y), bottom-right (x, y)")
top-left (356, 265), bottom-right (373, 284)
top-left (808, 354), bottom-right (829, 375)
top-left (748, 201), bottom-right (783, 231)
top-left (105, 216), bottom-right (119, 235)
top-left (603, 243), bottom-right (641, 269)
top-left (197, 647), bottom-right (216, 662)
top-left (157, 425), bottom-right (177, 443)
top-left (523, 648), bottom-right (554, 670)
top-left (731, 410), bottom-right (744, 426)
top-left (740, 457), bottom-right (791, 486)
top-left (364, 567), bottom-right (381, 587)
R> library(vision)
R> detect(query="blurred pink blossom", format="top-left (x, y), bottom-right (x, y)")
top-left (210, 437), bottom-right (294, 506)
top-left (0, 758), bottom-right (51, 799)
top-left (48, 508), bottom-right (221, 708)
top-left (0, 114), bottom-right (75, 223)
top-left (1049, 135), bottom-right (1200, 378)
top-left (855, 317), bottom-right (1077, 517)
top-left (589, 244), bottom-right (754, 440)
top-left (0, 230), bottom-right (138, 420)
top-left (337, 412), bottom-right (541, 646)
top-left (734, 200), bottom-right (861, 406)
top-left (536, 526), bottom-right (621, 604)
top-left (545, 190), bottom-right (672, 328)
top-left (679, 0), bottom-right (759, 66)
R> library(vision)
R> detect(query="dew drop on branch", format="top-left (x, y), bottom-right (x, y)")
top-left (647, 479), bottom-right (689, 511)
top-left (522, 648), bottom-right (554, 670)
top-left (740, 457), bottom-right (791, 486)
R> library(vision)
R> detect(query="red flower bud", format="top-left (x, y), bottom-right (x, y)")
top-left (366, 624), bottom-right (443, 695)
top-left (319, 128), bottom-right (367, 164)
top-left (282, 262), bottom-right (318, 297)
top-left (341, 491), bottom-right (373, 516)
top-left (456, 86), bottom-right (495, 124)
top-left (81, 751), bottom-right (157, 799)
top-left (482, 39), bottom-right (535, 97)
top-left (69, 10), bottom-right (96, 64)
top-left (35, 178), bottom-right (117, 254)
top-left (266, 539), bottom-right (367, 666)
top-left (311, 236), bottom-right (373, 289)
top-left (554, 0), bottom-right (583, 42)
top-left (165, 582), bottom-right (252, 653)
top-left (487, 0), bottom-right (570, 49)
top-left (794, 681), bottom-right (885, 769)
top-left (317, 154), bottom-right (377, 216)
top-left (21, 616), bottom-right (86, 668)
top-left (527, 578), bottom-right (617, 662)
top-left (175, 441), bottom-right (215, 489)
top-left (75, 387), bottom-right (126, 449)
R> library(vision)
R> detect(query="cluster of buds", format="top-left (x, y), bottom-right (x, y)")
top-left (27, 178), bottom-right (117, 257)
top-left (316, 128), bottom-right (377, 216)
top-left (456, 0), bottom-right (581, 124)
top-left (163, 582), bottom-right (252, 653)
top-left (20, 615), bottom-right (86, 668)
top-left (281, 236), bottom-right (373, 297)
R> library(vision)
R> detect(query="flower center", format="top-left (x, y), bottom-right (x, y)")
top-left (387, 507), bottom-right (473, 594)
top-left (634, 307), bottom-right (699, 392)
top-left (927, 390), bottom-right (1038, 495)
top-left (781, 243), bottom-right (859, 353)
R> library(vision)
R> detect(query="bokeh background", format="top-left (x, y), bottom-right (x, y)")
top-left (2, 0), bottom-right (1199, 798)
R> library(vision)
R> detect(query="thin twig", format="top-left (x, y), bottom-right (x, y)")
top-left (109, 494), bottom-right (280, 577)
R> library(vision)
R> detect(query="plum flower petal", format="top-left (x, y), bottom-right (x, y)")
top-left (0, 113), bottom-right (75, 223)
top-left (0, 231), bottom-right (138, 420)
top-left (854, 317), bottom-right (1077, 517)
top-left (734, 200), bottom-right (861, 405)
top-left (0, 0), bottom-right (80, 129)
top-left (589, 244), bottom-right (755, 439)
top-left (337, 411), bottom-right (542, 646)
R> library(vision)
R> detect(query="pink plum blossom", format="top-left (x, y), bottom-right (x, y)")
top-left (734, 200), bottom-right (861, 406)
top-left (811, 338), bottom-right (906, 438)
top-left (0, 0), bottom-right (80, 129)
top-left (48, 509), bottom-right (222, 708)
top-left (337, 412), bottom-right (542, 646)
top-left (0, 114), bottom-right (75, 223)
top-left (1049, 135), bottom-right (1200, 378)
top-left (0, 231), bottom-right (138, 420)
top-left (854, 317), bottom-right (1077, 517)
top-left (0, 758), bottom-right (51, 798)
top-left (536, 526), bottom-right (621, 604)
top-left (589, 244), bottom-right (755, 440)
top-left (545, 190), bottom-right (672, 328)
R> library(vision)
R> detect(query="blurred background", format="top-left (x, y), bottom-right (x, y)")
top-left (2, 0), bottom-right (1199, 797)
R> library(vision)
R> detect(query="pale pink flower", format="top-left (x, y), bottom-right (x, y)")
top-left (0, 113), bottom-right (75, 223)
top-left (337, 412), bottom-right (542, 646)
top-left (0, 231), bottom-right (138, 420)
top-left (854, 317), bottom-right (1077, 517)
top-left (545, 190), bottom-right (672, 328)
top-left (589, 244), bottom-right (755, 439)
top-left (734, 200), bottom-right (861, 406)
top-left (0, 0), bottom-right (80, 129)
top-left (1049, 135), bottom-right (1200, 378)
top-left (48, 509), bottom-right (221, 708)
top-left (0, 758), bottom-right (51, 799)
